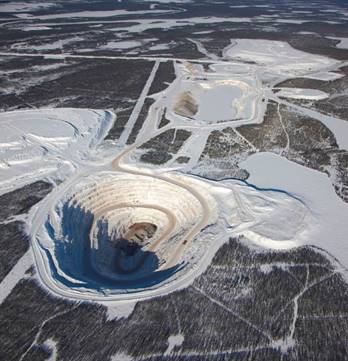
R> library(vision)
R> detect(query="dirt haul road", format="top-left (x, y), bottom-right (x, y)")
top-left (111, 146), bottom-right (213, 269)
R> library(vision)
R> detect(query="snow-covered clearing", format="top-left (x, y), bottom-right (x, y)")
top-left (275, 88), bottom-right (329, 100)
top-left (104, 301), bottom-right (136, 321)
top-left (101, 40), bottom-right (142, 50)
top-left (108, 17), bottom-right (253, 34)
top-left (329, 37), bottom-right (348, 50)
top-left (149, 43), bottom-right (171, 51)
top-left (165, 334), bottom-right (184, 355)
top-left (0, 2), bottom-right (57, 13)
top-left (11, 36), bottom-right (84, 51)
top-left (22, 26), bottom-right (52, 32)
top-left (0, 250), bottom-right (32, 304)
top-left (241, 152), bottom-right (348, 266)
top-left (15, 9), bottom-right (176, 20)
top-left (111, 353), bottom-right (134, 361)
top-left (43, 339), bottom-right (58, 361)
top-left (302, 71), bottom-right (344, 81)
top-left (223, 39), bottom-right (338, 76)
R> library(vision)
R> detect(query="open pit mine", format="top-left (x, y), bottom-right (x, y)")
top-left (1, 39), bottom-right (347, 304)
top-left (29, 163), bottom-right (310, 302)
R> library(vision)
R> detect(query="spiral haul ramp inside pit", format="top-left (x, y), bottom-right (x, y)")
top-left (33, 171), bottom-right (218, 300)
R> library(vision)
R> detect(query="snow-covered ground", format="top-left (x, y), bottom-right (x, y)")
top-left (11, 36), bottom-right (84, 51)
top-left (329, 37), bottom-right (348, 50)
top-left (0, 108), bottom-right (114, 195)
top-left (14, 9), bottom-right (177, 20)
top-left (165, 334), bottom-right (185, 355)
top-left (101, 40), bottom-right (142, 50)
top-left (274, 88), bottom-right (329, 100)
top-left (241, 152), bottom-right (348, 268)
top-left (223, 39), bottom-right (338, 76)
top-left (0, 2), bottom-right (57, 13)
